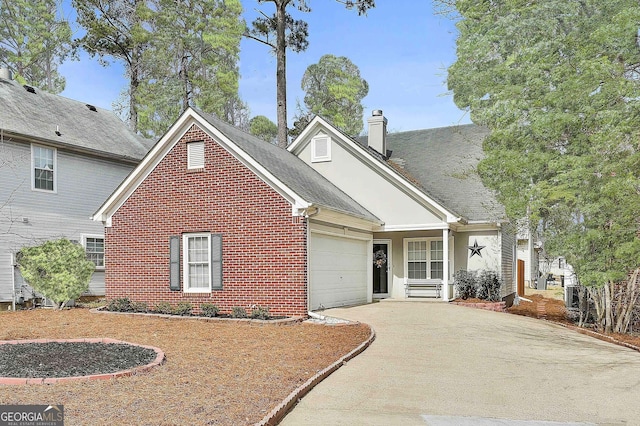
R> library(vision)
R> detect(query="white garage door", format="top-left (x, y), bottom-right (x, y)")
top-left (309, 233), bottom-right (368, 311)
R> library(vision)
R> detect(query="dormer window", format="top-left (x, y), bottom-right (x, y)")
top-left (311, 134), bottom-right (331, 163)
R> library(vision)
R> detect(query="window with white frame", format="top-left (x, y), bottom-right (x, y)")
top-left (32, 144), bottom-right (56, 191)
top-left (311, 134), bottom-right (331, 162)
top-left (183, 233), bottom-right (211, 291)
top-left (84, 236), bottom-right (105, 269)
top-left (187, 141), bottom-right (205, 169)
top-left (406, 238), bottom-right (444, 281)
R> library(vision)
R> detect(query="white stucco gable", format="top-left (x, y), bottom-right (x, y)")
top-left (289, 116), bottom-right (461, 231)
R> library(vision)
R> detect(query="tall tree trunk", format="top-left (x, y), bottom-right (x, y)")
top-left (129, 54), bottom-right (139, 133)
top-left (275, 1), bottom-right (288, 148)
top-left (604, 281), bottom-right (613, 334)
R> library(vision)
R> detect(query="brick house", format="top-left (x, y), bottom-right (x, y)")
top-left (94, 108), bottom-right (515, 317)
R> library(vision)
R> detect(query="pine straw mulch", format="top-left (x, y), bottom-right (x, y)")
top-left (0, 308), bottom-right (371, 425)
top-left (507, 293), bottom-right (640, 350)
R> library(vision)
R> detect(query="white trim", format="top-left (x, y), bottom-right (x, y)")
top-left (182, 233), bottom-right (212, 293)
top-left (289, 116), bottom-right (461, 223)
top-left (31, 143), bottom-right (57, 193)
top-left (311, 133), bottom-right (331, 162)
top-left (81, 234), bottom-right (105, 271)
top-left (382, 223), bottom-right (449, 232)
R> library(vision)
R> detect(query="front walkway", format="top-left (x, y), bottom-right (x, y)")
top-left (281, 301), bottom-right (640, 425)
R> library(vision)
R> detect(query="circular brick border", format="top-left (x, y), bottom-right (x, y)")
top-left (256, 321), bottom-right (376, 426)
top-left (0, 338), bottom-right (165, 385)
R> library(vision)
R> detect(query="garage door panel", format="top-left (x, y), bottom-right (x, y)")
top-left (309, 233), bottom-right (368, 311)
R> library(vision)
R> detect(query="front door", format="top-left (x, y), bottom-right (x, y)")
top-left (373, 241), bottom-right (391, 298)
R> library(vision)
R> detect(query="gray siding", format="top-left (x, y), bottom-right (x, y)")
top-left (0, 138), bottom-right (134, 302)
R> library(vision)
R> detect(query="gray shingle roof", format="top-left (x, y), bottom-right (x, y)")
top-left (197, 110), bottom-right (380, 223)
top-left (385, 124), bottom-right (506, 222)
top-left (359, 124), bottom-right (506, 222)
top-left (0, 78), bottom-right (151, 162)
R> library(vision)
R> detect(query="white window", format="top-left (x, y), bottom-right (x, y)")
top-left (405, 238), bottom-right (444, 281)
top-left (311, 134), bottom-right (331, 162)
top-left (187, 141), bottom-right (205, 169)
top-left (83, 236), bottom-right (105, 270)
top-left (183, 233), bottom-right (211, 292)
top-left (32, 144), bottom-right (56, 192)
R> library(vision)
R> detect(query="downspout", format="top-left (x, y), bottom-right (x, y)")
top-left (303, 207), bottom-right (320, 315)
top-left (10, 253), bottom-right (16, 311)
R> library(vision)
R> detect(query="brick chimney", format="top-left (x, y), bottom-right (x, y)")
top-left (367, 109), bottom-right (387, 156)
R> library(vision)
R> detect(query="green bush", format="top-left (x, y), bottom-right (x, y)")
top-left (476, 270), bottom-right (502, 301)
top-left (173, 301), bottom-right (193, 316)
top-left (154, 302), bottom-right (173, 315)
top-left (131, 301), bottom-right (149, 313)
top-left (106, 297), bottom-right (134, 312)
top-left (16, 239), bottom-right (95, 309)
top-left (250, 305), bottom-right (271, 320)
top-left (454, 270), bottom-right (477, 300)
top-left (200, 303), bottom-right (220, 317)
top-left (231, 306), bottom-right (247, 318)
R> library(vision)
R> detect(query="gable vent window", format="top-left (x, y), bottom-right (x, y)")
top-left (311, 135), bottom-right (331, 163)
top-left (86, 104), bottom-right (97, 112)
top-left (187, 141), bottom-right (205, 169)
top-left (23, 85), bottom-right (36, 94)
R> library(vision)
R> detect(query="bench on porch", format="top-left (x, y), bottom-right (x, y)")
top-left (405, 279), bottom-right (443, 298)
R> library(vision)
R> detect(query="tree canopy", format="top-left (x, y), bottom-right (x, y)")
top-left (74, 0), bottom-right (244, 136)
top-left (0, 0), bottom-right (72, 93)
top-left (245, 0), bottom-right (375, 147)
top-left (444, 0), bottom-right (640, 332)
top-left (298, 54), bottom-right (368, 136)
top-left (249, 115), bottom-right (278, 143)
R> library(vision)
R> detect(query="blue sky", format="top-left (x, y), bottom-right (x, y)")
top-left (59, 0), bottom-right (470, 133)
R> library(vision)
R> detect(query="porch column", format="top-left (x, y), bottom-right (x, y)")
top-left (442, 228), bottom-right (449, 300)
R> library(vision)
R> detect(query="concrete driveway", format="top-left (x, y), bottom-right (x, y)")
top-left (281, 301), bottom-right (640, 426)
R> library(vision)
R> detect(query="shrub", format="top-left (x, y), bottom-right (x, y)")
top-left (131, 301), bottom-right (149, 313)
top-left (231, 306), bottom-right (247, 318)
top-left (454, 270), bottom-right (477, 300)
top-left (173, 301), bottom-right (193, 316)
top-left (250, 305), bottom-right (270, 320)
top-left (154, 302), bottom-right (173, 315)
top-left (477, 270), bottom-right (502, 301)
top-left (16, 239), bottom-right (95, 309)
top-left (106, 297), bottom-right (134, 312)
top-left (200, 303), bottom-right (220, 318)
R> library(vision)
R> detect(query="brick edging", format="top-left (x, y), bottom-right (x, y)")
top-left (551, 322), bottom-right (640, 353)
top-left (90, 307), bottom-right (306, 326)
top-left (255, 323), bottom-right (376, 426)
top-left (0, 338), bottom-right (165, 385)
top-left (450, 301), bottom-right (506, 312)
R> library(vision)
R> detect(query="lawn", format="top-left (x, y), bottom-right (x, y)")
top-left (0, 308), bottom-right (371, 425)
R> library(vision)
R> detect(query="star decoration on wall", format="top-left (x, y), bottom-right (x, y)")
top-left (467, 240), bottom-right (485, 258)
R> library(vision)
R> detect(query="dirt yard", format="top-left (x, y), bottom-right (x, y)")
top-left (0, 309), bottom-right (370, 425)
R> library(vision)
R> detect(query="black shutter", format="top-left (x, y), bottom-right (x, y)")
top-left (169, 236), bottom-right (180, 290)
top-left (211, 234), bottom-right (222, 289)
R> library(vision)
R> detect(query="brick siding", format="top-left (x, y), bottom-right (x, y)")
top-left (105, 124), bottom-right (308, 317)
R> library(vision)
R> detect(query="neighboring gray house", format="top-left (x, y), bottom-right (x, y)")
top-left (0, 69), bottom-right (151, 308)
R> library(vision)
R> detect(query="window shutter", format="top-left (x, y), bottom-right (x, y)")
top-left (211, 234), bottom-right (222, 289)
top-left (169, 236), bottom-right (180, 290)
